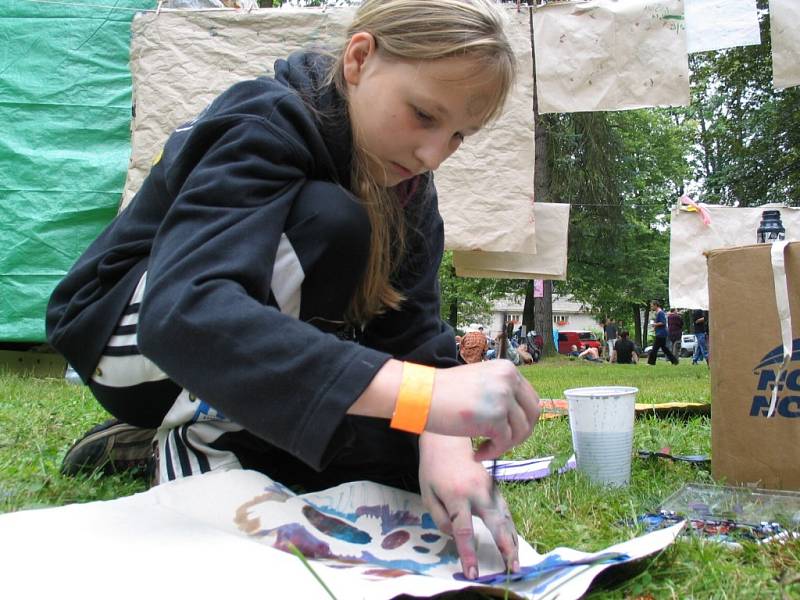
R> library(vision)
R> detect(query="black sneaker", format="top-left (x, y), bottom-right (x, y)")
top-left (60, 418), bottom-right (156, 477)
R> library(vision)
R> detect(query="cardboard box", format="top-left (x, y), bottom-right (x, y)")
top-left (708, 242), bottom-right (800, 490)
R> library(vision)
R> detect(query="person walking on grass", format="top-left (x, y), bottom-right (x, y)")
top-left (603, 317), bottom-right (618, 362)
top-left (692, 308), bottom-right (710, 365)
top-left (667, 307), bottom-right (683, 357)
top-left (647, 300), bottom-right (679, 366)
top-left (46, 0), bottom-right (539, 581)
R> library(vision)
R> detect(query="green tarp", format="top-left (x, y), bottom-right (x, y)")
top-left (0, 0), bottom-right (156, 342)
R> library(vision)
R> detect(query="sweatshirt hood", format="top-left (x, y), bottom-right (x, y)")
top-left (274, 51), bottom-right (352, 187)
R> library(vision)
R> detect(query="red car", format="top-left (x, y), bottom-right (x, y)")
top-left (557, 330), bottom-right (602, 355)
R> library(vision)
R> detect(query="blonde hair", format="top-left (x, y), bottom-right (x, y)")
top-left (330, 0), bottom-right (517, 324)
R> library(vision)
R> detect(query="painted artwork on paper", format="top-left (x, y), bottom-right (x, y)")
top-left (232, 474), bottom-right (686, 598)
top-left (234, 479), bottom-right (467, 580)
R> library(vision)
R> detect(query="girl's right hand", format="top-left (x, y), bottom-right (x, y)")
top-left (426, 360), bottom-right (540, 459)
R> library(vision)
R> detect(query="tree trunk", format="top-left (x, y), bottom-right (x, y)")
top-left (529, 9), bottom-right (555, 356)
top-left (522, 280), bottom-right (535, 333)
top-left (447, 299), bottom-right (458, 330)
top-left (639, 305), bottom-right (651, 349)
top-left (633, 305), bottom-right (642, 348)
top-left (534, 281), bottom-right (556, 355)
top-left (498, 330), bottom-right (508, 360)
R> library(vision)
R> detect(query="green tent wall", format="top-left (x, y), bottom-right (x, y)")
top-left (0, 0), bottom-right (156, 342)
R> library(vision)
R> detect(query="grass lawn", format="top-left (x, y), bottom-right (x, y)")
top-left (2, 357), bottom-right (799, 598)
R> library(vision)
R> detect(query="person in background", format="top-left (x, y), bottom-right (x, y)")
top-left (603, 317), bottom-right (618, 362)
top-left (485, 334), bottom-right (498, 360)
top-left (611, 330), bottom-right (638, 364)
top-left (525, 330), bottom-right (542, 362)
top-left (489, 330), bottom-right (522, 365)
top-left (45, 0), bottom-right (539, 580)
top-left (648, 300), bottom-right (679, 365)
top-left (578, 346), bottom-right (601, 362)
top-left (692, 308), bottom-right (709, 365)
top-left (667, 307), bottom-right (684, 358)
top-left (516, 341), bottom-right (534, 365)
top-left (459, 329), bottom-right (489, 364)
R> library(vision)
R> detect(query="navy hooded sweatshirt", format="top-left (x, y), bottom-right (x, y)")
top-left (46, 52), bottom-right (458, 471)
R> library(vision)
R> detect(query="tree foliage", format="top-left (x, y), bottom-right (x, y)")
top-left (545, 108), bottom-right (692, 343)
top-left (437, 252), bottom-right (519, 331)
top-left (686, 5), bottom-right (800, 206)
top-left (541, 5), bottom-right (800, 342)
top-left (435, 3), bottom-right (800, 347)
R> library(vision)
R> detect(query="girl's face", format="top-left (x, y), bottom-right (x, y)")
top-left (344, 33), bottom-right (501, 187)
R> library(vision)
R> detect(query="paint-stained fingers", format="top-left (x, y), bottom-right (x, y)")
top-left (424, 490), bottom-right (454, 537)
top-left (474, 402), bottom-right (531, 460)
top-left (476, 495), bottom-right (520, 574)
top-left (473, 422), bottom-right (513, 461)
top-left (449, 503), bottom-right (479, 580)
top-left (477, 375), bottom-right (538, 458)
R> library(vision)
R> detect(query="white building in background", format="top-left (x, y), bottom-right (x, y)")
top-left (487, 294), bottom-right (602, 338)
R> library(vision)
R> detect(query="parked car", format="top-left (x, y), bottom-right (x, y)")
top-left (641, 344), bottom-right (667, 360)
top-left (557, 330), bottom-right (602, 355)
top-left (679, 334), bottom-right (696, 357)
top-left (643, 333), bottom-right (696, 359)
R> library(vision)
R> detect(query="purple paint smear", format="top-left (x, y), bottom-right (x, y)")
top-left (253, 503), bottom-right (459, 576)
top-left (381, 530), bottom-right (410, 550)
top-left (483, 455), bottom-right (577, 481)
top-left (272, 523), bottom-right (334, 559)
top-left (356, 505), bottom-right (421, 534)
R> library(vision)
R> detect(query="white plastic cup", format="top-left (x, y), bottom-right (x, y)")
top-left (563, 386), bottom-right (638, 487)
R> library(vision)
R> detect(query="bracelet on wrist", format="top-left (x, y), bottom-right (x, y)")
top-left (389, 362), bottom-right (435, 434)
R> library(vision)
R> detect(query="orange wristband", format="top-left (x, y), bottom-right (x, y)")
top-left (390, 362), bottom-right (435, 434)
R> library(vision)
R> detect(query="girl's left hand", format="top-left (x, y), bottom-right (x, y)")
top-left (418, 432), bottom-right (519, 580)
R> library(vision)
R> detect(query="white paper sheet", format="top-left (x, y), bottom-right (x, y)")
top-left (770, 0), bottom-right (800, 90)
top-left (684, 0), bottom-right (760, 53)
top-left (0, 470), bottom-right (684, 599)
top-left (453, 202), bottom-right (569, 279)
top-left (124, 7), bottom-right (536, 254)
top-left (669, 204), bottom-right (800, 309)
top-left (532, 0), bottom-right (690, 114)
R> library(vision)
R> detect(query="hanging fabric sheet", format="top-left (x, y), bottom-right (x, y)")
top-left (452, 202), bottom-right (569, 280)
top-left (124, 7), bottom-right (536, 254)
top-left (684, 0), bottom-right (760, 54)
top-left (668, 203), bottom-right (800, 309)
top-left (532, 0), bottom-right (690, 114)
top-left (769, 0), bottom-right (800, 90)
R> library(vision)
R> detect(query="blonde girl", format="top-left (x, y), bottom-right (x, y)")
top-left (48, 0), bottom-right (539, 579)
